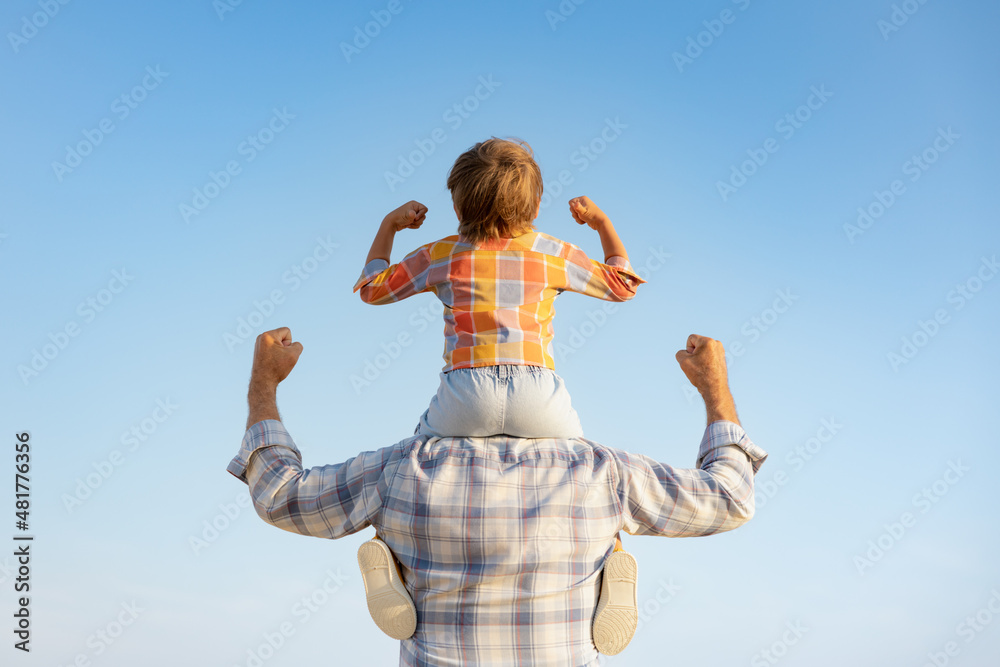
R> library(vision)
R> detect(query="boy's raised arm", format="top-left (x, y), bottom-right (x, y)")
top-left (569, 195), bottom-right (628, 263)
top-left (366, 200), bottom-right (428, 264)
top-left (560, 196), bottom-right (645, 302)
top-left (354, 200), bottom-right (433, 305)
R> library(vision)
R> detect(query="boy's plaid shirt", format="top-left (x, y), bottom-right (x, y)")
top-left (228, 420), bottom-right (767, 666)
top-left (352, 231), bottom-right (646, 371)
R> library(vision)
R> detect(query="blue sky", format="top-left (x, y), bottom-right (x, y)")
top-left (2, 0), bottom-right (999, 665)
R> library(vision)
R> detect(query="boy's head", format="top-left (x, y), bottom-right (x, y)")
top-left (447, 137), bottom-right (542, 244)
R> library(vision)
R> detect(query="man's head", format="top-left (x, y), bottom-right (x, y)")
top-left (447, 137), bottom-right (543, 244)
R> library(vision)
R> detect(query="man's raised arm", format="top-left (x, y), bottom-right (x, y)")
top-left (612, 334), bottom-right (768, 538)
top-left (245, 327), bottom-right (301, 430)
top-left (675, 334), bottom-right (741, 427)
top-left (226, 328), bottom-right (389, 540)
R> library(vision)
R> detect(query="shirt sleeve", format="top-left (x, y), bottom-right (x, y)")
top-left (609, 420), bottom-right (768, 537)
top-left (352, 244), bottom-right (435, 305)
top-left (558, 244), bottom-right (646, 302)
top-left (226, 419), bottom-right (398, 539)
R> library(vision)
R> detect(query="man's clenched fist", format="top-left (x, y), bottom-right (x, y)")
top-left (675, 334), bottom-right (728, 395)
top-left (251, 327), bottom-right (304, 387)
top-left (675, 334), bottom-right (739, 425)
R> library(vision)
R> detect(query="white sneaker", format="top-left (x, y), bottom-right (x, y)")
top-left (357, 537), bottom-right (417, 640)
top-left (592, 548), bottom-right (638, 655)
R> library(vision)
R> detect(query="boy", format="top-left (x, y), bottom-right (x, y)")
top-left (353, 137), bottom-right (643, 655)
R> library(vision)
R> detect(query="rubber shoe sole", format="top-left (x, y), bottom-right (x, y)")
top-left (357, 538), bottom-right (417, 640)
top-left (592, 549), bottom-right (638, 655)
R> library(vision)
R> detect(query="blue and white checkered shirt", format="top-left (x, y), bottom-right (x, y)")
top-left (227, 420), bottom-right (767, 666)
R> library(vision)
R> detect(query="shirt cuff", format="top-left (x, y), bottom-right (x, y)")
top-left (605, 255), bottom-right (631, 271)
top-left (352, 258), bottom-right (390, 292)
top-left (603, 255), bottom-right (647, 286)
top-left (695, 420), bottom-right (768, 473)
top-left (226, 419), bottom-right (302, 483)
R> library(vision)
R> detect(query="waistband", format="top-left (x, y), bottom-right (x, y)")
top-left (444, 364), bottom-right (553, 379)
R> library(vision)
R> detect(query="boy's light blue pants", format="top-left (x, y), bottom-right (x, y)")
top-left (415, 365), bottom-right (584, 438)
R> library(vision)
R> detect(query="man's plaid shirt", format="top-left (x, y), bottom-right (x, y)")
top-left (227, 419), bottom-right (767, 666)
top-left (352, 231), bottom-right (645, 371)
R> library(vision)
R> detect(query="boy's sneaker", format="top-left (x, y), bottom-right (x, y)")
top-left (592, 546), bottom-right (638, 655)
top-left (357, 536), bottom-right (417, 640)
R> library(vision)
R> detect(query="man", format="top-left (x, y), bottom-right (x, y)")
top-left (227, 327), bottom-right (767, 666)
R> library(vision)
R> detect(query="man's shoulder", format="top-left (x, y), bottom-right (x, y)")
top-left (368, 433), bottom-right (637, 468)
top-left (342, 435), bottom-right (426, 470)
top-left (406, 434), bottom-right (621, 466)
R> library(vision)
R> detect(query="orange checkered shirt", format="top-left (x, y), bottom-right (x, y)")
top-left (353, 231), bottom-right (645, 371)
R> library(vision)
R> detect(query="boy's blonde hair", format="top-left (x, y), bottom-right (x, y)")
top-left (447, 137), bottom-right (543, 244)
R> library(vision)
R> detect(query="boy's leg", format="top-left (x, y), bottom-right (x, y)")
top-left (358, 532), bottom-right (417, 640)
top-left (501, 367), bottom-right (584, 438)
top-left (592, 531), bottom-right (639, 655)
top-left (415, 368), bottom-right (504, 436)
